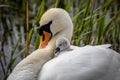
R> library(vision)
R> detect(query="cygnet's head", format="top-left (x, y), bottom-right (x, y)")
top-left (38, 8), bottom-right (73, 48)
top-left (54, 37), bottom-right (70, 56)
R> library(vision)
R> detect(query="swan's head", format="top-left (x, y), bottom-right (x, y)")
top-left (38, 8), bottom-right (73, 48)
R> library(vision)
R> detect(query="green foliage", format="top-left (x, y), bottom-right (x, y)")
top-left (34, 34), bottom-right (40, 50)
top-left (34, 0), bottom-right (45, 25)
top-left (0, 0), bottom-right (119, 80)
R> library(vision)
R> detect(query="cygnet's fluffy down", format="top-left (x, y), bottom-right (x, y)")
top-left (54, 37), bottom-right (70, 56)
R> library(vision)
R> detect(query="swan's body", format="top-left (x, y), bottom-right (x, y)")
top-left (39, 45), bottom-right (120, 80)
top-left (7, 8), bottom-right (120, 80)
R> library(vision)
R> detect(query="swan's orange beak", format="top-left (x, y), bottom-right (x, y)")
top-left (39, 31), bottom-right (51, 48)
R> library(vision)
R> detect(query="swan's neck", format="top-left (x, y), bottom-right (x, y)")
top-left (8, 36), bottom-right (58, 80)
top-left (58, 26), bottom-right (73, 41)
top-left (24, 36), bottom-right (58, 67)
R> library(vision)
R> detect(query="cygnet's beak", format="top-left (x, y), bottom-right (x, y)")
top-left (54, 47), bottom-right (60, 56)
top-left (39, 31), bottom-right (51, 48)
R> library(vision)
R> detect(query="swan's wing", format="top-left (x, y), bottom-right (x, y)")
top-left (38, 45), bottom-right (120, 80)
top-left (95, 44), bottom-right (111, 48)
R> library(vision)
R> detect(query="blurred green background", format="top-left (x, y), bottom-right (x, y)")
top-left (0, 0), bottom-right (120, 80)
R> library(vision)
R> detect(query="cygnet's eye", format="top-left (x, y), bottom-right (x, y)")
top-left (59, 44), bottom-right (62, 46)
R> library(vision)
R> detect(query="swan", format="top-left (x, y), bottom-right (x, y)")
top-left (7, 8), bottom-right (73, 80)
top-left (7, 8), bottom-right (120, 80)
top-left (54, 37), bottom-right (71, 56)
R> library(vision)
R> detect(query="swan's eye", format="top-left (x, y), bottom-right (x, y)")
top-left (38, 21), bottom-right (52, 36)
top-left (37, 23), bottom-right (40, 27)
top-left (39, 27), bottom-right (43, 36)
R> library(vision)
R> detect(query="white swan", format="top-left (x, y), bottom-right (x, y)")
top-left (7, 8), bottom-right (120, 80)
top-left (7, 8), bottom-right (73, 80)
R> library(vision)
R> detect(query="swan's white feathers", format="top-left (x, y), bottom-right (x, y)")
top-left (39, 46), bottom-right (120, 80)
top-left (95, 44), bottom-right (112, 48)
